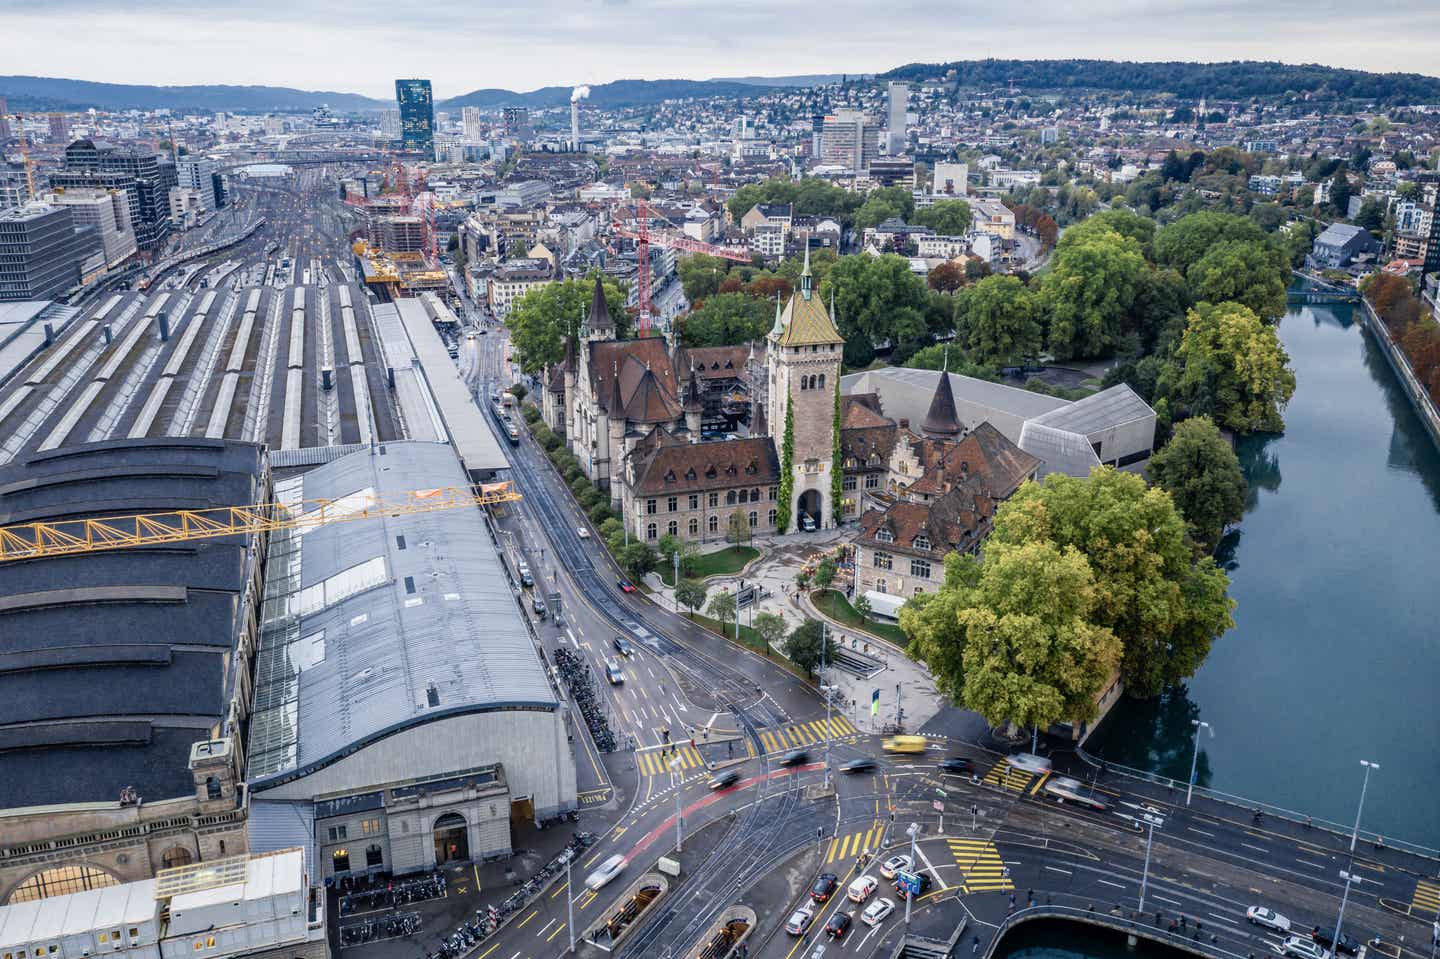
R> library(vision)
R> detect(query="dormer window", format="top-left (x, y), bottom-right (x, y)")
top-left (914, 535), bottom-right (931, 551)
top-left (685, 468), bottom-right (697, 480)
top-left (706, 466), bottom-right (718, 478)
top-left (876, 529), bottom-right (894, 544)
top-left (664, 469), bottom-right (676, 483)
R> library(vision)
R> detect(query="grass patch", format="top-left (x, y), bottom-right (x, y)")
top-left (686, 612), bottom-right (811, 681)
top-left (810, 589), bottom-right (910, 647)
top-left (659, 545), bottom-right (760, 586)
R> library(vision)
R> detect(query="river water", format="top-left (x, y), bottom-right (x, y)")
top-left (1087, 302), bottom-right (1440, 849)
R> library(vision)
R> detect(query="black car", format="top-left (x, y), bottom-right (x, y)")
top-left (811, 873), bottom-right (838, 902)
top-left (613, 636), bottom-right (634, 656)
top-left (1311, 929), bottom-right (1360, 956)
top-left (708, 770), bottom-right (740, 790)
top-left (779, 749), bottom-right (809, 767)
top-left (841, 757), bottom-right (877, 774)
top-left (825, 911), bottom-right (852, 940)
top-left (894, 872), bottom-right (932, 901)
top-left (939, 757), bottom-right (974, 775)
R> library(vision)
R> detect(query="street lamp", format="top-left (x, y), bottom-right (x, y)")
top-left (1331, 870), bottom-right (1360, 957)
top-left (1186, 720), bottom-right (1212, 805)
top-left (670, 755), bottom-right (684, 853)
top-left (903, 822), bottom-right (921, 930)
top-left (565, 850), bottom-right (576, 955)
top-left (1348, 761), bottom-right (1379, 854)
top-left (1138, 807), bottom-right (1165, 915)
top-left (821, 621), bottom-right (832, 791)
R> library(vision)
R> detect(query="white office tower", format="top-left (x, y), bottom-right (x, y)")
top-left (886, 81), bottom-right (908, 155)
top-left (462, 106), bottom-right (483, 142)
top-left (932, 161), bottom-right (968, 197)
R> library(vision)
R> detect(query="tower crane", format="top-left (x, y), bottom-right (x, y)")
top-left (611, 198), bottom-right (749, 336)
top-left (0, 482), bottom-right (520, 562)
top-left (12, 113), bottom-right (36, 201)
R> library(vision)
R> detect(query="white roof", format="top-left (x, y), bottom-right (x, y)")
top-left (0, 880), bottom-right (156, 948)
top-left (169, 849), bottom-right (304, 913)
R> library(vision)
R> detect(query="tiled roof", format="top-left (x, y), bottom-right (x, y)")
top-left (630, 436), bottom-right (779, 495)
top-left (908, 421), bottom-right (1040, 500)
top-left (842, 393), bottom-right (892, 429)
top-left (775, 288), bottom-right (843, 348)
top-left (855, 484), bottom-right (991, 558)
top-left (588, 338), bottom-right (679, 420)
top-left (587, 274), bottom-right (613, 331)
top-left (921, 368), bottom-right (963, 437)
top-left (680, 345), bottom-right (753, 380)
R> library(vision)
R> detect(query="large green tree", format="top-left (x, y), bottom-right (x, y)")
top-left (1184, 240), bottom-right (1289, 322)
top-left (505, 275), bottom-right (628, 373)
top-left (1058, 208), bottom-right (1157, 259)
top-left (958, 274), bottom-right (1042, 365)
top-left (1041, 226), bottom-right (1149, 359)
top-left (784, 618), bottom-right (836, 677)
top-left (677, 253), bottom-right (731, 302)
top-left (819, 254), bottom-right (930, 367)
top-left (957, 541), bottom-right (1124, 733)
top-left (678, 293), bottom-right (775, 347)
top-left (1165, 301), bottom-right (1297, 433)
top-left (990, 469), bottom-right (1235, 699)
top-left (913, 199), bottom-right (973, 236)
top-left (900, 553), bottom-right (982, 701)
top-left (1146, 416), bottom-right (1248, 552)
top-left (1153, 211), bottom-right (1271, 274)
top-left (853, 186), bottom-right (916, 230)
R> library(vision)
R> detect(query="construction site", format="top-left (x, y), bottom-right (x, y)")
top-left (343, 159), bottom-right (448, 296)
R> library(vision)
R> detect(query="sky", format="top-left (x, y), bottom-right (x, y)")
top-left (4, 0), bottom-right (1440, 99)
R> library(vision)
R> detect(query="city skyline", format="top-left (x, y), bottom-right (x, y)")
top-left (4, 0), bottom-right (1440, 101)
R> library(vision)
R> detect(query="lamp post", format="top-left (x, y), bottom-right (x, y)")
top-left (1348, 760), bottom-right (1379, 853)
top-left (671, 756), bottom-right (684, 853)
top-left (1138, 808), bottom-right (1165, 914)
top-left (822, 621), bottom-right (832, 791)
top-left (1331, 870), bottom-right (1359, 956)
top-left (1186, 720), bottom-right (1212, 805)
top-left (673, 550), bottom-right (680, 609)
top-left (565, 852), bottom-right (575, 955)
top-left (903, 822), bottom-right (921, 930)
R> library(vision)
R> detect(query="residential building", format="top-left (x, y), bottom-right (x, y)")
top-left (1309, 223), bottom-right (1381, 270)
top-left (914, 234), bottom-right (974, 259)
top-left (1040, 126), bottom-right (1059, 145)
top-left (502, 107), bottom-right (531, 140)
top-left (495, 179), bottom-right (549, 209)
top-left (51, 187), bottom-right (137, 268)
top-left (47, 112), bottom-right (68, 143)
top-left (487, 257), bottom-right (553, 317)
top-left (0, 203), bottom-right (92, 301)
top-left (379, 109), bottom-right (401, 140)
top-left (970, 198), bottom-right (1015, 239)
top-left (1249, 174), bottom-right (1282, 196)
top-left (51, 139), bottom-right (171, 251)
top-left (886, 81), bottom-right (908, 155)
top-left (990, 169), bottom-right (1041, 190)
top-left (176, 156), bottom-right (218, 212)
top-left (932, 162), bottom-right (968, 197)
top-left (740, 202), bottom-right (792, 235)
top-left (395, 78), bottom-right (435, 161)
top-left (462, 106), bottom-right (484, 142)
top-left (749, 224), bottom-right (785, 257)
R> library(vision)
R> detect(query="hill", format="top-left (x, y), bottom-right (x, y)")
top-left (879, 59), bottom-right (1440, 102)
top-left (438, 77), bottom-right (777, 110)
top-left (0, 76), bottom-right (389, 113)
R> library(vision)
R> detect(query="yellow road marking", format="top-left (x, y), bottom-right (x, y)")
top-left (551, 881), bottom-right (569, 899)
top-left (546, 924), bottom-right (564, 942)
top-left (473, 864), bottom-right (481, 893)
top-left (1029, 771), bottom-right (1051, 796)
top-left (477, 944), bottom-right (499, 959)
top-left (517, 909), bottom-right (538, 929)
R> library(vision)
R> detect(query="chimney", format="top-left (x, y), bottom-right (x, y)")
top-left (570, 101), bottom-right (579, 152)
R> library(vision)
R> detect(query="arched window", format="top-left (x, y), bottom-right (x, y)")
top-left (726, 490), bottom-right (737, 505)
top-left (818, 373), bottom-right (825, 389)
top-left (162, 847), bottom-right (194, 870)
top-left (768, 509), bottom-right (777, 526)
top-left (748, 511), bottom-right (758, 528)
top-left (646, 523), bottom-right (657, 540)
top-left (688, 518), bottom-right (699, 535)
top-left (332, 849), bottom-right (351, 873)
top-left (708, 515), bottom-right (719, 532)
top-left (8, 865), bottom-right (118, 903)
top-left (205, 776), bottom-right (221, 800)
top-left (667, 520), bottom-right (677, 536)
top-left (875, 579), bottom-right (888, 594)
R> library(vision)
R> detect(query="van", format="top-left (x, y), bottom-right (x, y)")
top-left (604, 659), bottom-right (625, 685)
top-left (881, 735), bottom-right (928, 755)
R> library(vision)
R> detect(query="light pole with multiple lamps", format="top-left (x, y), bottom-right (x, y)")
top-left (1186, 719), bottom-right (1212, 805)
top-left (903, 822), bottom-right (921, 929)
top-left (821, 621), bottom-right (833, 791)
top-left (1330, 870), bottom-right (1360, 955)
top-left (1138, 807), bottom-right (1165, 915)
top-left (1348, 760), bottom-right (1379, 853)
top-left (671, 755), bottom-right (684, 853)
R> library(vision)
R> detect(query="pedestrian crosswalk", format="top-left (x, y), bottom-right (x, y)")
top-left (948, 838), bottom-right (1013, 894)
top-left (1411, 879), bottom-right (1440, 917)
top-left (757, 717), bottom-right (859, 753)
top-left (983, 760), bottom-right (1035, 792)
top-left (826, 822), bottom-right (885, 864)
top-left (636, 744), bottom-right (704, 776)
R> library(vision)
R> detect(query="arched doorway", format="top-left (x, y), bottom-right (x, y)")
top-left (8, 864), bottom-right (119, 903)
top-left (433, 812), bottom-right (469, 865)
top-left (797, 490), bottom-right (822, 530)
top-left (161, 847), bottom-right (194, 870)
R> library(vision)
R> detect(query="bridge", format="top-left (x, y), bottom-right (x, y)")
top-left (1290, 271), bottom-right (1362, 303)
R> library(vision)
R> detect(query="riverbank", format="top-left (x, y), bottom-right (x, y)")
top-left (1356, 296), bottom-right (1440, 451)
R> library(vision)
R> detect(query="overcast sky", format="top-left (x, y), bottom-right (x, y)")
top-left (5, 0), bottom-right (1439, 99)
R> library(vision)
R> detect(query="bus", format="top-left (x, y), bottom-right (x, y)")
top-left (881, 736), bottom-right (928, 755)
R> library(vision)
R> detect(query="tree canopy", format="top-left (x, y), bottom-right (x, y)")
top-left (1164, 301), bottom-right (1297, 433)
top-left (1146, 416), bottom-right (1248, 552)
top-left (819, 253), bottom-right (931, 367)
top-left (913, 199), bottom-right (973, 236)
top-left (726, 177), bottom-right (864, 225)
top-left (1041, 225), bottom-right (1149, 359)
top-left (678, 292), bottom-right (775, 347)
top-left (505, 275), bottom-right (629, 373)
top-left (784, 618), bottom-right (836, 677)
top-left (958, 274), bottom-right (1042, 365)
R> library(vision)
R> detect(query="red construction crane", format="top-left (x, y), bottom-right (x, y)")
top-left (612, 198), bottom-right (748, 335)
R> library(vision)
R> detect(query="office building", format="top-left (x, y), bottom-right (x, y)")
top-left (886, 81), bottom-right (908, 155)
top-left (50, 187), bottom-right (137, 268)
top-left (51, 139), bottom-right (171, 251)
top-left (462, 106), bottom-right (484, 142)
top-left (932, 162), bottom-right (968, 197)
top-left (395, 78), bottom-right (435, 160)
top-left (169, 187), bottom-right (205, 229)
top-left (379, 109), bottom-right (401, 140)
top-left (821, 110), bottom-right (875, 172)
top-left (176, 156), bottom-right (218, 212)
top-left (47, 112), bottom-right (69, 144)
top-left (0, 98), bottom-right (9, 142)
top-left (0, 203), bottom-right (93, 301)
top-left (811, 114), bottom-right (825, 160)
top-left (502, 107), bottom-right (531, 140)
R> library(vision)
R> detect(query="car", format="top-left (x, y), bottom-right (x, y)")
top-left (604, 659), bottom-right (625, 685)
top-left (1043, 776), bottom-right (1110, 811)
top-left (708, 770), bottom-right (740, 790)
top-left (880, 855), bottom-right (912, 880)
top-left (1310, 930), bottom-right (1359, 956)
top-left (1247, 907), bottom-right (1292, 933)
top-left (784, 902), bottom-right (815, 936)
top-left (478, 327), bottom-right (488, 335)
top-left (531, 596), bottom-right (547, 618)
top-left (1281, 937), bottom-right (1330, 959)
top-left (519, 571), bottom-right (534, 587)
top-left (617, 579), bottom-right (636, 593)
top-left (861, 897), bottom-right (895, 927)
top-left (847, 875), bottom-right (878, 903)
top-left (800, 515), bottom-right (817, 532)
top-left (576, 526), bottom-right (590, 539)
top-left (584, 854), bottom-right (626, 891)
top-left (811, 873), bottom-right (838, 902)
top-left (841, 757), bottom-right (877, 774)
top-left (612, 636), bottom-right (634, 656)
top-left (893, 872), bottom-right (932, 901)
top-left (939, 757), bottom-right (975, 775)
top-left (825, 912), bottom-right (852, 940)
top-left (1006, 752), bottom-right (1052, 775)
top-left (779, 749), bottom-right (809, 767)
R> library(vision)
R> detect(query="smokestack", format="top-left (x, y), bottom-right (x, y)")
top-left (569, 86), bottom-right (589, 151)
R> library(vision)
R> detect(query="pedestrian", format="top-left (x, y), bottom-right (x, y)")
top-left (972, 937), bottom-right (979, 954)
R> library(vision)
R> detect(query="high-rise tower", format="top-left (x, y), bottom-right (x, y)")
top-left (395, 79), bottom-right (435, 161)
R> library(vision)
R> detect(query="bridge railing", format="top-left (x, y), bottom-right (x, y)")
top-left (981, 902), bottom-right (1245, 959)
top-left (1073, 747), bottom-right (1440, 861)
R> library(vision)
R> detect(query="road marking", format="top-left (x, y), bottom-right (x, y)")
top-left (1241, 842), bottom-right (1269, 853)
top-left (947, 838), bottom-right (1013, 893)
top-left (1187, 826), bottom-right (1216, 838)
top-left (1098, 879), bottom-right (1125, 888)
top-left (1045, 866), bottom-right (1073, 876)
top-left (546, 924), bottom-right (564, 943)
top-left (536, 919), bottom-right (557, 937)
top-left (1029, 772), bottom-right (1051, 796)
top-left (550, 881), bottom-right (569, 899)
top-left (1153, 895), bottom-right (1182, 906)
top-left (1295, 858), bottom-right (1327, 869)
top-left (476, 945), bottom-right (498, 959)
top-left (516, 910), bottom-right (538, 929)
top-left (1412, 879), bottom-right (1440, 914)
top-left (914, 840), bottom-right (949, 891)
top-left (1207, 913), bottom-right (1241, 926)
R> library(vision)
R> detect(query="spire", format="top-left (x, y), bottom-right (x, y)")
top-left (683, 364), bottom-right (703, 412)
top-left (921, 365), bottom-right (962, 438)
top-left (608, 360), bottom-right (625, 414)
top-left (769, 297), bottom-right (785, 337)
top-left (588, 274), bottom-right (613, 334)
top-left (800, 242), bottom-right (813, 300)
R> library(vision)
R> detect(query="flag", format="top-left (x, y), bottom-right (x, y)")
top-left (871, 689), bottom-right (880, 716)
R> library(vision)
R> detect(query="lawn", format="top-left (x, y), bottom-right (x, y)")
top-left (810, 589), bottom-right (911, 647)
top-left (686, 612), bottom-right (811, 681)
top-left (659, 545), bottom-right (759, 586)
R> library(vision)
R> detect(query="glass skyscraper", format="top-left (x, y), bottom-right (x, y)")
top-left (394, 79), bottom-right (435, 161)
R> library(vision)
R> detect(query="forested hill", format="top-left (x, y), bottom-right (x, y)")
top-left (438, 78), bottom-right (775, 110)
top-left (880, 59), bottom-right (1440, 102)
top-left (0, 76), bottom-right (388, 112)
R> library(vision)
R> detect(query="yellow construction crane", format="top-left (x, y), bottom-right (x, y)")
top-left (13, 113), bottom-right (36, 201)
top-left (0, 482), bottom-right (520, 562)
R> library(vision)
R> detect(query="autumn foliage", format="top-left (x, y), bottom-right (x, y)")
top-left (1366, 273), bottom-right (1440, 404)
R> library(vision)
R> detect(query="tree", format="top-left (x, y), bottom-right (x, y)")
top-left (617, 542), bottom-right (657, 582)
top-left (675, 578), bottom-right (708, 618)
top-left (927, 261), bottom-right (967, 292)
top-left (726, 509), bottom-right (752, 546)
top-left (1059, 208), bottom-right (1157, 260)
top-left (656, 533), bottom-right (682, 571)
top-left (677, 253), bottom-right (730, 302)
top-left (1185, 240), bottom-right (1289, 322)
top-left (506, 275), bottom-right (628, 372)
top-left (1147, 416), bottom-right (1248, 552)
top-left (956, 540), bottom-right (1123, 733)
top-left (813, 557), bottom-right (837, 590)
top-left (776, 401), bottom-right (794, 532)
top-left (820, 254), bottom-right (931, 367)
top-left (679, 293), bottom-right (774, 347)
top-left (1167, 301), bottom-right (1297, 433)
top-left (958, 275), bottom-right (1042, 364)
top-left (1328, 166), bottom-right (1352, 216)
top-left (507, 383), bottom-right (528, 402)
top-left (754, 611), bottom-right (788, 651)
top-left (784, 618), bottom-right (836, 677)
top-left (913, 199), bottom-right (973, 236)
top-left (852, 594), bottom-right (873, 620)
top-left (1154, 211), bottom-right (1271, 274)
top-left (853, 186), bottom-right (916, 230)
top-left (988, 468), bottom-right (1235, 699)
top-left (831, 380), bottom-right (844, 525)
top-left (901, 554), bottom-right (982, 700)
top-left (905, 343), bottom-right (999, 380)
top-left (1041, 227), bottom-right (1149, 359)
top-left (1353, 198), bottom-right (1385, 236)
top-left (707, 590), bottom-right (737, 632)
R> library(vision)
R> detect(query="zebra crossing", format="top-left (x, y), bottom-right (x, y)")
top-left (635, 744), bottom-right (704, 776)
top-left (756, 716), bottom-right (859, 753)
top-left (826, 822), bottom-right (885, 864)
top-left (1411, 879), bottom-right (1440, 917)
top-left (948, 838), bottom-right (1013, 894)
top-left (982, 760), bottom-right (1036, 792)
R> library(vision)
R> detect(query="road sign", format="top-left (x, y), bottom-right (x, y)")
top-left (895, 870), bottom-right (924, 895)
top-left (736, 586), bottom-right (756, 609)
top-left (932, 800), bottom-right (944, 812)
top-left (935, 788), bottom-right (948, 798)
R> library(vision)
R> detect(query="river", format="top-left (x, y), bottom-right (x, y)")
top-left (1087, 301), bottom-right (1440, 849)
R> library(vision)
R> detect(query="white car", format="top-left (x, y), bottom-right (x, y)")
top-left (847, 874), bottom-right (878, 903)
top-left (861, 897), bottom-right (895, 927)
top-left (784, 900), bottom-right (816, 936)
top-left (584, 854), bottom-right (626, 891)
top-left (1247, 907), bottom-right (1292, 933)
top-left (576, 526), bottom-right (590, 539)
top-left (879, 854), bottom-right (912, 880)
top-left (1282, 936), bottom-right (1329, 959)
top-left (1006, 752), bottom-right (1052, 775)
